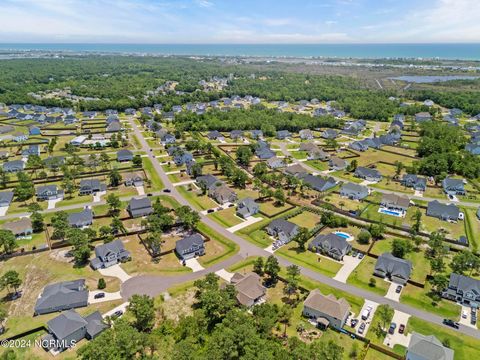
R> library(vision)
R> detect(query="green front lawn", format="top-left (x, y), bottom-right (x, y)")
top-left (288, 211), bottom-right (321, 228)
top-left (196, 222), bottom-right (239, 267)
top-left (177, 185), bottom-right (217, 210)
top-left (143, 158), bottom-right (164, 191)
top-left (207, 207), bottom-right (243, 228)
top-left (347, 256), bottom-right (390, 296)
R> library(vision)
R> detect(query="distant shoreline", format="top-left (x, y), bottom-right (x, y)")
top-left (0, 43), bottom-right (479, 61)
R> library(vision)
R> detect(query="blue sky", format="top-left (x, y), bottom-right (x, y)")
top-left (0, 0), bottom-right (478, 43)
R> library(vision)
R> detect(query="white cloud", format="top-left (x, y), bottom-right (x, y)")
top-left (195, 0), bottom-right (213, 8)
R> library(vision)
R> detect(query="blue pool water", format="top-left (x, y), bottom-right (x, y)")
top-left (335, 232), bottom-right (351, 239)
top-left (379, 209), bottom-right (402, 217)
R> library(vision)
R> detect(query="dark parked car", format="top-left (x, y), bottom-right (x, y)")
top-left (395, 285), bottom-right (402, 293)
top-left (94, 292), bottom-right (105, 299)
top-left (388, 323), bottom-right (397, 334)
top-left (443, 319), bottom-right (459, 329)
top-left (358, 322), bottom-right (366, 334)
top-left (113, 310), bottom-right (123, 317)
top-left (399, 324), bottom-right (405, 334)
top-left (207, 209), bottom-right (215, 213)
top-left (163, 188), bottom-right (171, 193)
top-left (358, 253), bottom-right (364, 259)
top-left (350, 319), bottom-right (358, 328)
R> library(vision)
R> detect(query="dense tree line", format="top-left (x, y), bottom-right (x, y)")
top-left (409, 89), bottom-right (480, 116)
top-left (173, 108), bottom-right (341, 132)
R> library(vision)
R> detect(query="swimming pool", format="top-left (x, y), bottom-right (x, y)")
top-left (334, 231), bottom-right (353, 241)
top-left (379, 208), bottom-right (403, 217)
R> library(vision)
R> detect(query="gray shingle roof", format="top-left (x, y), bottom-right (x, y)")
top-left (47, 309), bottom-right (87, 340)
top-left (68, 208), bottom-right (93, 227)
top-left (375, 253), bottom-right (412, 281)
top-left (35, 280), bottom-right (88, 315)
top-left (407, 332), bottom-right (454, 360)
top-left (175, 233), bottom-right (204, 255)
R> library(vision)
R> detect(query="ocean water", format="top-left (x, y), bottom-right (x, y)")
top-left (0, 43), bottom-right (479, 60)
top-left (391, 75), bottom-right (480, 83)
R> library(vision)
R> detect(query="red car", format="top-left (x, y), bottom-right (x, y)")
top-left (399, 324), bottom-right (405, 334)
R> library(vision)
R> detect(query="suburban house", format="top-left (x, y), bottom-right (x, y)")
top-left (321, 129), bottom-right (338, 139)
top-left (196, 174), bottom-right (221, 191)
top-left (415, 112), bottom-right (432, 122)
top-left (426, 200), bottom-right (460, 222)
top-left (354, 167), bottom-right (382, 182)
top-left (406, 332), bottom-right (454, 360)
top-left (340, 182), bottom-right (369, 200)
top-left (442, 273), bottom-right (480, 308)
top-left (284, 164), bottom-right (307, 177)
top-left (79, 179), bottom-right (106, 195)
top-left (328, 156), bottom-right (347, 170)
top-left (34, 279), bottom-right (89, 315)
top-left (236, 198), bottom-right (259, 218)
top-left (70, 135), bottom-right (87, 146)
top-left (299, 142), bottom-right (318, 152)
top-left (3, 217), bottom-right (33, 238)
top-left (208, 184), bottom-right (237, 204)
top-left (36, 185), bottom-right (63, 201)
top-left (309, 233), bottom-right (352, 261)
top-left (127, 197), bottom-right (153, 218)
top-left (299, 129), bottom-right (314, 140)
top-left (349, 141), bottom-right (369, 152)
top-left (124, 172), bottom-right (144, 187)
top-left (68, 208), bottom-right (94, 228)
top-left (298, 174), bottom-right (337, 192)
top-left (206, 130), bottom-right (225, 141)
top-left (174, 151), bottom-right (194, 166)
top-left (3, 160), bottom-right (25, 172)
top-left (442, 177), bottom-right (466, 195)
top-left (374, 252), bottom-right (412, 285)
top-left (90, 240), bottom-right (131, 270)
top-left (380, 193), bottom-right (410, 212)
top-left (175, 233), bottom-right (205, 260)
top-left (106, 120), bottom-right (122, 132)
top-left (308, 148), bottom-right (330, 161)
top-left (266, 156), bottom-right (285, 169)
top-left (21, 144), bottom-right (40, 157)
top-left (12, 132), bottom-right (28, 142)
top-left (230, 130), bottom-right (244, 140)
top-left (42, 310), bottom-right (107, 353)
top-left (0, 190), bottom-right (14, 207)
top-left (117, 149), bottom-right (134, 162)
top-left (276, 130), bottom-right (291, 140)
top-left (0, 150), bottom-right (9, 159)
top-left (401, 174), bottom-right (427, 191)
top-left (266, 219), bottom-right (299, 243)
top-left (255, 141), bottom-right (275, 159)
top-left (303, 289), bottom-right (351, 330)
top-left (231, 272), bottom-right (266, 307)
top-left (160, 132), bottom-right (176, 145)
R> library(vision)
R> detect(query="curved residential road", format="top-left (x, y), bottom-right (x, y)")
top-left (122, 118), bottom-right (480, 340)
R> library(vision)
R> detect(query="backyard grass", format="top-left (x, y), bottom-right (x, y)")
top-left (288, 210), bottom-right (321, 228)
top-left (207, 207), bottom-right (243, 228)
top-left (196, 222), bottom-right (239, 267)
top-left (258, 200), bottom-right (295, 217)
top-left (305, 160), bottom-right (328, 172)
top-left (177, 185), bottom-right (217, 210)
top-left (143, 157), bottom-right (164, 191)
top-left (463, 207), bottom-right (479, 251)
top-left (276, 243), bottom-right (343, 278)
top-left (347, 256), bottom-right (390, 296)
top-left (406, 316), bottom-right (480, 360)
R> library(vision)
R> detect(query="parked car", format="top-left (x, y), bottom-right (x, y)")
top-left (350, 319), bottom-right (359, 328)
top-left (163, 188), bottom-right (171, 193)
top-left (388, 323), bottom-right (397, 334)
top-left (395, 285), bottom-right (402, 293)
top-left (207, 209), bottom-right (215, 213)
top-left (462, 310), bottom-right (468, 319)
top-left (358, 323), bottom-right (366, 334)
top-left (399, 324), bottom-right (405, 334)
top-left (443, 319), bottom-right (459, 329)
top-left (448, 194), bottom-right (454, 200)
top-left (358, 253), bottom-right (364, 259)
top-left (361, 306), bottom-right (372, 320)
top-left (94, 292), bottom-right (105, 299)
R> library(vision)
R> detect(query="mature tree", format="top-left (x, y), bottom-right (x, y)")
top-left (109, 168), bottom-right (122, 187)
top-left (325, 138), bottom-right (338, 150)
top-left (253, 162), bottom-right (268, 178)
top-left (0, 230), bottom-right (17, 254)
top-left (31, 211), bottom-right (45, 233)
top-left (14, 172), bottom-right (34, 203)
top-left (430, 274), bottom-right (449, 297)
top-left (430, 257), bottom-right (446, 275)
top-left (273, 188), bottom-right (286, 206)
top-left (427, 231), bottom-right (448, 259)
top-left (311, 340), bottom-right (344, 360)
top-left (111, 216), bottom-right (127, 235)
top-left (62, 176), bottom-right (76, 198)
top-left (252, 303), bottom-right (280, 335)
top-left (97, 278), bottom-right (106, 290)
top-left (278, 305), bottom-right (293, 337)
top-left (391, 238), bottom-right (412, 259)
top-left (411, 209), bottom-right (422, 234)
top-left (369, 223), bottom-right (385, 240)
top-left (0, 168), bottom-right (10, 188)
top-left (189, 162), bottom-right (203, 178)
top-left (264, 255), bottom-right (280, 285)
top-left (66, 228), bottom-right (91, 265)
top-left (236, 146), bottom-right (253, 166)
top-left (0, 270), bottom-right (22, 295)
top-left (292, 227), bottom-right (310, 251)
top-left (106, 193), bottom-right (121, 214)
top-left (132, 155), bottom-right (143, 167)
top-left (284, 264), bottom-right (300, 299)
top-left (376, 304), bottom-right (394, 329)
top-left (176, 206), bottom-right (200, 230)
top-left (450, 250), bottom-right (479, 275)
top-left (51, 211), bottom-right (69, 240)
top-left (127, 294), bottom-right (155, 332)
top-left (231, 168), bottom-right (248, 188)
top-left (347, 159), bottom-right (358, 172)
top-left (253, 257), bottom-right (264, 276)
top-left (357, 230), bottom-right (371, 245)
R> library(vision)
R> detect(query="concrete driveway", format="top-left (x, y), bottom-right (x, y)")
top-left (226, 216), bottom-right (263, 233)
top-left (383, 310), bottom-right (411, 348)
top-left (93, 190), bottom-right (106, 203)
top-left (185, 258), bottom-right (204, 272)
top-left (135, 185), bottom-right (145, 195)
top-left (0, 206), bottom-right (9, 216)
top-left (215, 269), bottom-right (234, 282)
top-left (385, 281), bottom-right (402, 302)
top-left (355, 300), bottom-right (379, 336)
top-left (103, 302), bottom-right (129, 319)
top-left (89, 290), bottom-right (122, 304)
top-left (459, 305), bottom-right (477, 329)
top-left (173, 179), bottom-right (196, 187)
top-left (98, 264), bottom-right (131, 283)
top-left (47, 197), bottom-right (63, 209)
top-left (333, 255), bottom-right (363, 283)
